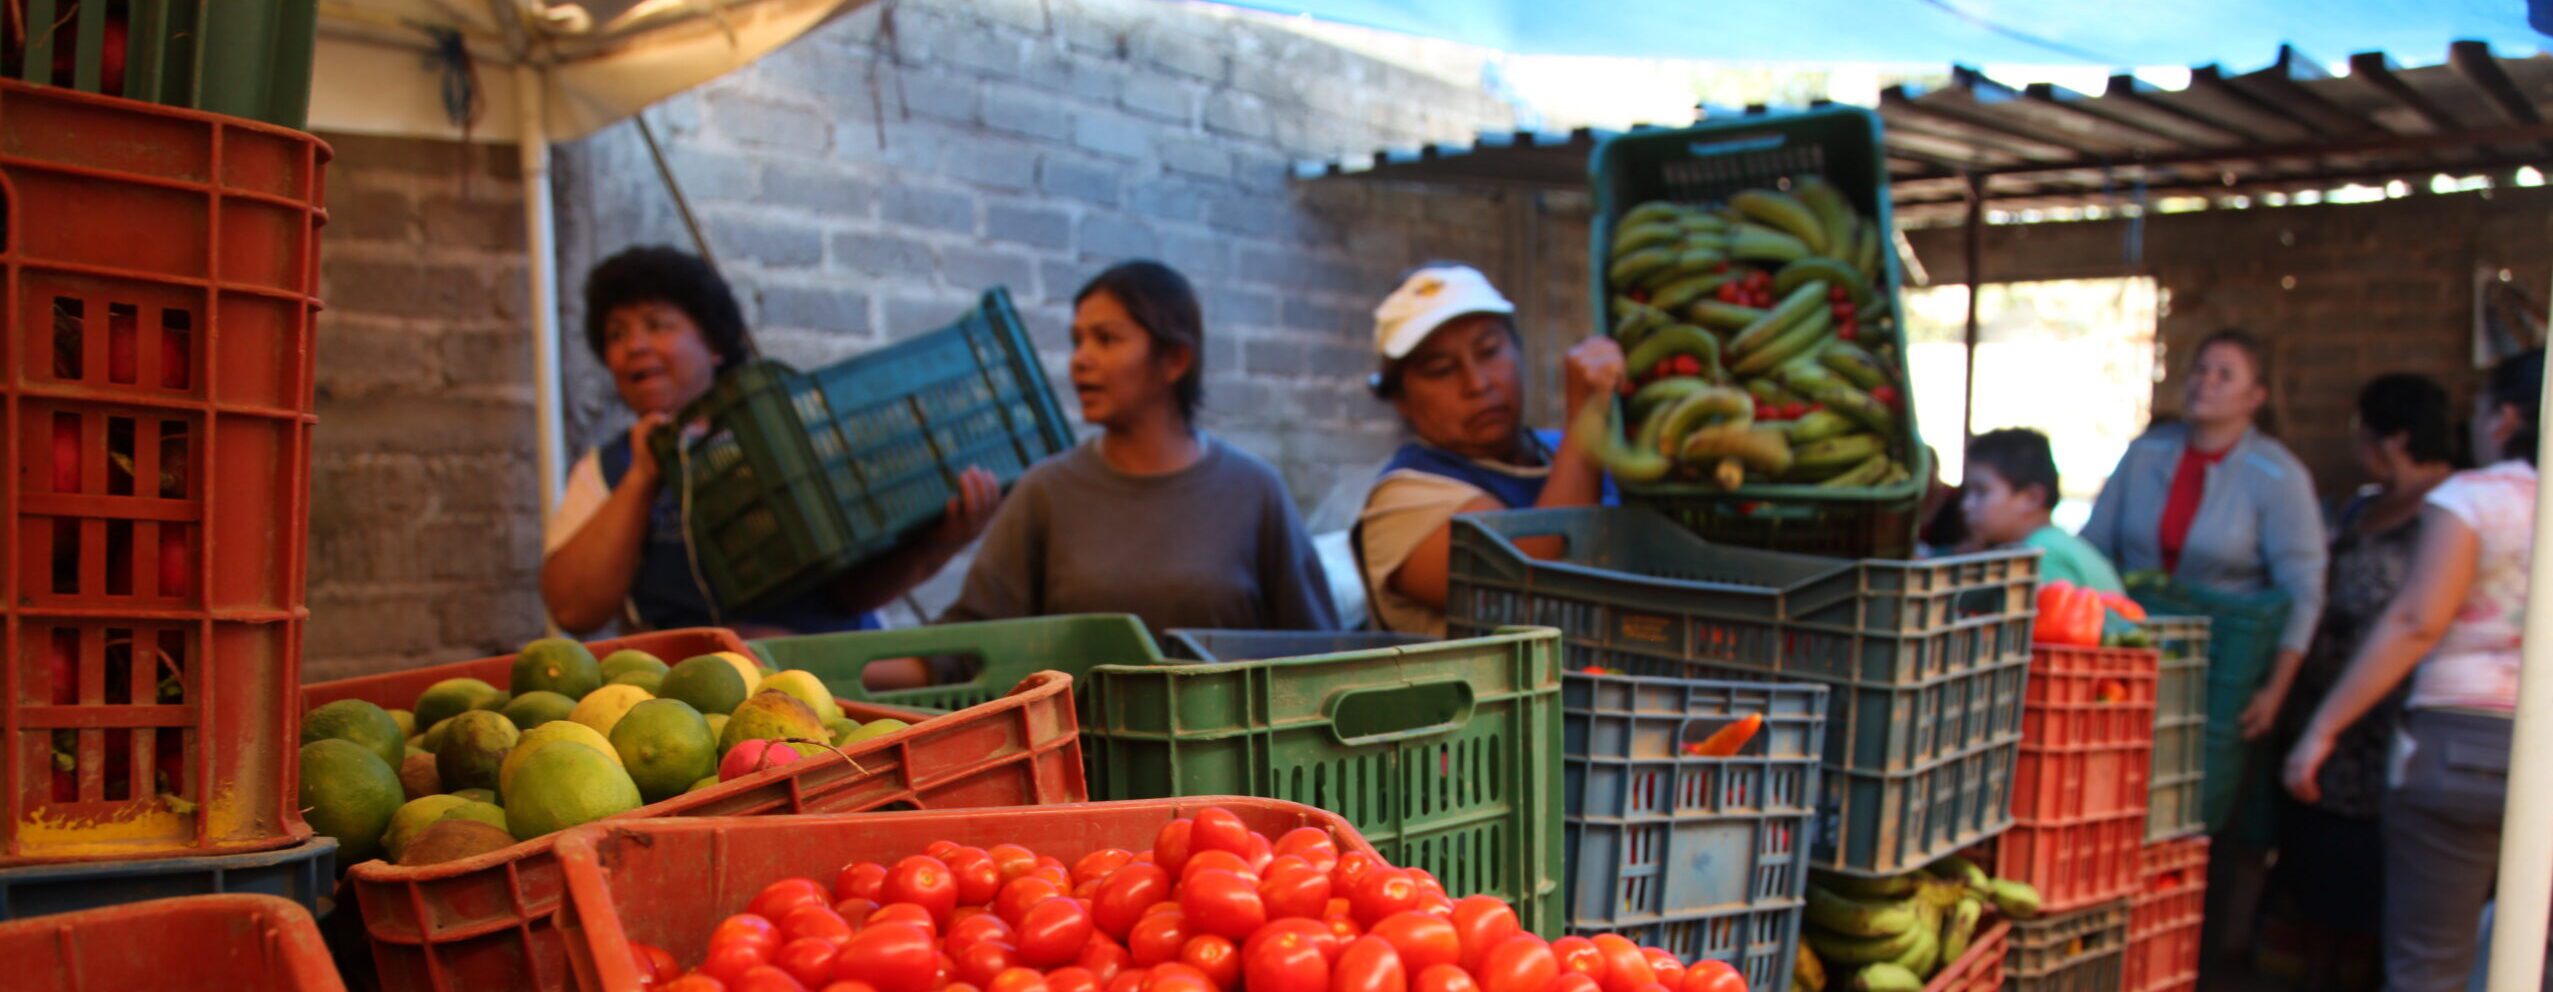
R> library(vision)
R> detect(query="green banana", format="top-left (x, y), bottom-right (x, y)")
top-left (1687, 300), bottom-right (1765, 333)
top-left (1778, 363), bottom-right (1894, 435)
top-left (1804, 883), bottom-right (1921, 938)
top-left (1727, 281), bottom-right (1830, 357)
top-left (1611, 221), bottom-right (1685, 259)
top-left (1819, 453), bottom-right (1892, 488)
top-left (1926, 855), bottom-right (1991, 894)
top-left (1881, 461), bottom-right (1912, 485)
top-left (1818, 341), bottom-right (1895, 391)
top-left (1914, 877), bottom-right (1968, 912)
top-left (1607, 246), bottom-right (1679, 288)
top-left (1805, 926), bottom-right (1925, 967)
top-left (1730, 308), bottom-right (1832, 377)
top-left (1797, 944), bottom-right (1828, 992)
top-left (1791, 433), bottom-right (1886, 475)
top-left (1941, 897), bottom-right (1983, 966)
top-left (1621, 201), bottom-right (1688, 228)
top-left (1680, 213), bottom-right (1732, 234)
top-left (1635, 246), bottom-right (1726, 292)
top-left (1612, 299), bottom-right (1672, 347)
top-left (1796, 176), bottom-right (1856, 262)
top-left (1775, 256), bottom-right (1874, 306)
top-left (1652, 386), bottom-right (1754, 453)
top-left (1814, 871), bottom-right (1920, 899)
top-left (1991, 879), bottom-right (2042, 919)
top-left (1848, 964), bottom-right (1921, 992)
top-left (1854, 223), bottom-right (1883, 282)
top-left (1679, 425), bottom-right (1795, 488)
top-left (1746, 378), bottom-right (1806, 409)
top-left (1732, 189), bottom-right (1827, 255)
top-left (1580, 398), bottom-right (1668, 484)
top-left (1889, 909), bottom-right (1940, 977)
top-left (1731, 224), bottom-right (1812, 264)
top-left (1650, 269), bottom-right (1735, 312)
top-left (1625, 325), bottom-right (1723, 379)
top-left (1629, 377), bottom-right (1711, 421)
top-left (1781, 410), bottom-right (1856, 445)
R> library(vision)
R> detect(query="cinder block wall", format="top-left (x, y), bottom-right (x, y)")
top-left (1904, 188), bottom-right (2552, 495)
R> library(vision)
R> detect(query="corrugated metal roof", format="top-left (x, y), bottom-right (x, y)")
top-left (1296, 43), bottom-right (2553, 224)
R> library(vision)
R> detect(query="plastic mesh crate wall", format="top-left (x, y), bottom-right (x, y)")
top-left (2142, 617), bottom-right (2209, 841)
top-left (2010, 899), bottom-right (2129, 992)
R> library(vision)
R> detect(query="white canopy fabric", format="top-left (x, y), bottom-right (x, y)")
top-left (310, 0), bottom-right (862, 142)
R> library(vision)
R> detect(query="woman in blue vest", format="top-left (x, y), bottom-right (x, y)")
top-left (539, 246), bottom-right (998, 639)
top-left (1354, 263), bottom-right (1623, 634)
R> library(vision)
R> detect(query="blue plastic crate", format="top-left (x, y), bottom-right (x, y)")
top-left (1562, 671), bottom-right (1823, 992)
top-left (0, 835), bottom-right (334, 922)
top-left (1162, 629), bottom-right (1429, 661)
top-left (1447, 507), bottom-right (2036, 875)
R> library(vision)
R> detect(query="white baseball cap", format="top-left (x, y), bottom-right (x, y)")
top-left (1371, 264), bottom-right (1515, 361)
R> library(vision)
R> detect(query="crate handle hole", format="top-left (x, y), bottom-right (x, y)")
top-left (51, 297), bottom-right (84, 379)
top-left (1327, 680), bottom-right (1474, 746)
top-left (161, 309), bottom-right (193, 390)
top-left (107, 302), bottom-right (138, 384)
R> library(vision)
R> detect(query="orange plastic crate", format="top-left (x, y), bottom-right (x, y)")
top-left (302, 634), bottom-right (1085, 992)
top-left (1991, 811), bottom-right (2148, 916)
top-left (1925, 917), bottom-right (2010, 992)
top-left (2013, 644), bottom-right (2157, 823)
top-left (0, 892), bottom-right (345, 991)
top-left (2126, 837), bottom-right (2207, 992)
top-left (555, 797), bottom-right (1380, 992)
top-left (3, 79), bottom-right (328, 864)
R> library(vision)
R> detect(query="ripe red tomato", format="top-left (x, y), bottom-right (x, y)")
top-left (1093, 865), bottom-right (1172, 939)
top-left (834, 922), bottom-right (939, 992)
top-left (1323, 914), bottom-right (1361, 943)
top-left (1180, 850), bottom-right (1257, 883)
top-left (1475, 935), bottom-right (1556, 992)
top-left (1546, 975), bottom-right (1601, 992)
top-left (755, 879), bottom-right (835, 924)
top-left (1147, 963), bottom-right (1217, 992)
top-left (1181, 870), bottom-right (1268, 941)
top-left (715, 915), bottom-right (785, 957)
top-left (1127, 909), bottom-right (1192, 967)
top-left (926, 841), bottom-right (962, 859)
top-left (822, 981), bottom-right (882, 992)
top-left (1677, 961), bottom-right (1742, 992)
top-left (945, 985), bottom-right (980, 992)
top-left (955, 940), bottom-right (1019, 986)
top-left (1189, 807), bottom-right (1252, 858)
top-left (1402, 870), bottom-right (1445, 899)
top-left (989, 967), bottom-right (1049, 992)
top-left (835, 898), bottom-right (881, 927)
top-left (1241, 919), bottom-right (1330, 992)
top-left (1551, 937), bottom-right (1604, 983)
top-left (1074, 849), bottom-right (1135, 886)
top-left (1048, 967), bottom-right (1102, 992)
top-left (1348, 869), bottom-right (1421, 927)
top-left (1334, 936), bottom-right (1408, 992)
top-left (1178, 934), bottom-right (1240, 989)
top-left (736, 965), bottom-right (815, 992)
top-left (997, 877), bottom-right (1066, 927)
top-left (1153, 820), bottom-right (1196, 876)
top-left (948, 915), bottom-right (1013, 956)
top-left (706, 940), bottom-right (774, 985)
top-left (1639, 949), bottom-right (1683, 991)
top-left (869, 904), bottom-right (938, 938)
top-left (1447, 898), bottom-right (1520, 972)
top-left (1104, 971), bottom-right (1148, 992)
top-left (1411, 965), bottom-right (1479, 992)
top-left (988, 845), bottom-right (1039, 881)
top-left (1258, 859), bottom-right (1332, 920)
top-left (633, 942), bottom-right (680, 984)
top-left (946, 849), bottom-right (1005, 907)
top-left (1272, 829), bottom-right (1338, 874)
top-left (1016, 898), bottom-right (1095, 968)
top-left (1080, 935), bottom-right (1132, 983)
top-left (784, 906), bottom-right (856, 946)
top-left (885, 857), bottom-right (959, 926)
top-left (1367, 913), bottom-right (1459, 973)
top-left (663, 976), bottom-right (727, 992)
top-left (1242, 834), bottom-right (1274, 875)
top-left (1588, 936), bottom-right (1655, 992)
top-left (1331, 852), bottom-right (1381, 894)
top-left (777, 938), bottom-right (844, 987)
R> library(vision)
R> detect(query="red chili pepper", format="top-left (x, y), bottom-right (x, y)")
top-left (1836, 324), bottom-right (1858, 342)
top-left (1871, 385), bottom-right (1900, 408)
top-left (1628, 290), bottom-right (1649, 304)
top-left (1716, 283), bottom-right (1745, 304)
top-left (1781, 402), bottom-right (1807, 420)
top-left (1832, 302), bottom-right (1857, 320)
top-left (1827, 285), bottom-right (1849, 302)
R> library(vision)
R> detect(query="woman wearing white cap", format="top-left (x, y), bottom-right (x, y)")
top-left (1354, 263), bottom-right (1625, 635)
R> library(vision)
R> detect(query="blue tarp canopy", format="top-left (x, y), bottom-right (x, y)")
top-left (1211, 0), bottom-right (2545, 66)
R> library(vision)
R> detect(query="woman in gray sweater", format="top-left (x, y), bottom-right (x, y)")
top-left (941, 260), bottom-right (1339, 636)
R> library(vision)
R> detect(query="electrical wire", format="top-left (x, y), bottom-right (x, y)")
top-left (1906, 0), bottom-right (2128, 66)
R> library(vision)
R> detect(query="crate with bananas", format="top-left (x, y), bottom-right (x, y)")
top-left (1594, 181), bottom-right (1913, 496)
top-left (1794, 856), bottom-right (2040, 992)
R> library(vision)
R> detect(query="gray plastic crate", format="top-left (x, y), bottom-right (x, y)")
top-left (0, 835), bottom-right (334, 922)
top-left (2010, 898), bottom-right (2130, 992)
top-left (2144, 617), bottom-right (2209, 841)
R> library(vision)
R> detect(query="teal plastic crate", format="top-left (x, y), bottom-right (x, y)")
top-left (1446, 507), bottom-right (2036, 876)
top-left (1162, 629), bottom-right (1428, 661)
top-left (657, 288), bottom-right (1074, 617)
top-left (1080, 628), bottom-right (1566, 938)
top-left (2128, 579), bottom-right (2288, 835)
top-left (5, 0), bottom-right (319, 128)
top-left (1588, 106), bottom-right (1923, 558)
top-left (750, 614), bottom-right (1163, 713)
top-left (0, 835), bottom-right (333, 922)
top-left (1563, 672), bottom-right (1823, 992)
top-left (2143, 616), bottom-right (2209, 841)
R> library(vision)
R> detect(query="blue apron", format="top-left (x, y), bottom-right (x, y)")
top-left (1374, 429), bottom-right (1619, 508)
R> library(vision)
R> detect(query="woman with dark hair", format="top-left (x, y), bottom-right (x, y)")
top-left (940, 260), bottom-right (1338, 634)
top-left (2286, 350), bottom-right (2543, 991)
top-left (2263, 373), bottom-right (2457, 990)
top-left (540, 245), bottom-right (999, 637)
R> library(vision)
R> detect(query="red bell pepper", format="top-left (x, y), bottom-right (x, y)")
top-left (2034, 581), bottom-right (2105, 646)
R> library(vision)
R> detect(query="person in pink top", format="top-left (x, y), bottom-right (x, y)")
top-left (2285, 348), bottom-right (2545, 991)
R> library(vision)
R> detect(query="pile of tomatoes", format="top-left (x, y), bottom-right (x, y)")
top-left (629, 807), bottom-right (1747, 992)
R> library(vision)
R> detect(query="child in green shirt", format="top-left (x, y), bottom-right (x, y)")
top-left (1964, 428), bottom-right (2125, 594)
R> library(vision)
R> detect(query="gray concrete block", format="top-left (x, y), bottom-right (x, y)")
top-left (1131, 24), bottom-right (1226, 82)
top-left (939, 139), bottom-right (1041, 192)
top-left (985, 201), bottom-right (1074, 252)
top-left (757, 284), bottom-right (874, 336)
top-left (1078, 213), bottom-right (1160, 261)
top-left (1039, 153), bottom-right (1122, 206)
top-left (1072, 110), bottom-right (1155, 160)
top-left (1157, 134), bottom-right (1232, 180)
top-left (881, 184), bottom-right (980, 235)
top-left (1119, 74), bottom-right (1195, 123)
top-left (760, 161), bottom-right (880, 217)
top-left (939, 244), bottom-right (1042, 298)
top-left (1126, 179), bottom-right (1212, 223)
top-left (709, 214), bottom-right (827, 268)
top-left (1202, 89), bottom-right (1273, 141)
top-left (830, 230), bottom-right (939, 280)
top-left (983, 84), bottom-right (1078, 142)
top-left (707, 92), bottom-right (833, 154)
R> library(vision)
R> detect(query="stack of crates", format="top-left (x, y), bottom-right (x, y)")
top-left (2124, 836), bottom-right (2207, 992)
top-left (2010, 898), bottom-right (2133, 991)
top-left (1992, 642), bottom-right (2157, 915)
top-left (1444, 507), bottom-right (2038, 877)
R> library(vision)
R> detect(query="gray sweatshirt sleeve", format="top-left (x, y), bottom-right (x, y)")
top-left (2259, 457), bottom-right (2330, 654)
top-left (2081, 447), bottom-right (2133, 563)
top-left (937, 477), bottom-right (1043, 625)
top-left (1259, 480), bottom-right (1343, 632)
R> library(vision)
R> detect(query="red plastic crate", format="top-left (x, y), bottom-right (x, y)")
top-left (2, 80), bottom-right (328, 864)
top-left (2125, 837), bottom-right (2207, 992)
top-left (1925, 917), bottom-right (2010, 992)
top-left (0, 892), bottom-right (346, 991)
top-left (303, 637), bottom-right (1085, 992)
top-left (1991, 812), bottom-right (2148, 916)
top-left (555, 797), bottom-right (1380, 992)
top-left (2013, 644), bottom-right (2157, 823)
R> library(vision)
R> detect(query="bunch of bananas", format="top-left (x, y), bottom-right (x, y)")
top-left (1792, 857), bottom-right (2040, 992)
top-left (1598, 180), bottom-right (1913, 492)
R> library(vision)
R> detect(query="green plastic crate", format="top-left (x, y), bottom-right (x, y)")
top-left (2128, 579), bottom-right (2288, 835)
top-left (7, 0), bottom-right (317, 128)
top-left (1080, 628), bottom-right (1567, 938)
top-left (1162, 629), bottom-right (1429, 661)
top-left (749, 614), bottom-right (1163, 713)
top-left (1588, 106), bottom-right (1923, 558)
top-left (1445, 507), bottom-right (2036, 876)
top-left (2143, 616), bottom-right (2210, 841)
top-left (657, 288), bottom-right (1074, 617)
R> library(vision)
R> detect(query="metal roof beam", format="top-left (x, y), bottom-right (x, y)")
top-left (2450, 39), bottom-right (2542, 125)
top-left (2101, 73), bottom-right (2261, 145)
top-left (1972, 118), bottom-right (2553, 178)
top-left (2349, 51), bottom-right (2464, 133)
top-left (1881, 84), bottom-right (2090, 161)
